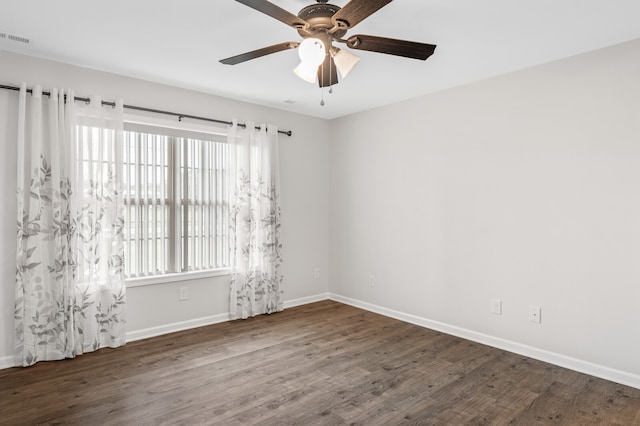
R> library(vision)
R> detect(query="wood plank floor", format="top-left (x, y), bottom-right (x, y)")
top-left (1, 300), bottom-right (639, 425)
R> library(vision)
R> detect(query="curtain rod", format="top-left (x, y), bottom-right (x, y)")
top-left (0, 84), bottom-right (293, 137)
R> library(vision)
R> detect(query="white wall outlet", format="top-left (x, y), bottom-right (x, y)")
top-left (491, 298), bottom-right (502, 315)
top-left (313, 267), bottom-right (320, 279)
top-left (529, 305), bottom-right (541, 323)
top-left (179, 286), bottom-right (189, 301)
top-left (368, 274), bottom-right (375, 287)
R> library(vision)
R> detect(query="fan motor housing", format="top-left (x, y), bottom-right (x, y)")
top-left (297, 3), bottom-right (347, 39)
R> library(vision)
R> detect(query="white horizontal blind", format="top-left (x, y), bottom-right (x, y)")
top-left (123, 127), bottom-right (228, 279)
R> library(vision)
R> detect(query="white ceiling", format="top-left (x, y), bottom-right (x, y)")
top-left (2, 0), bottom-right (640, 119)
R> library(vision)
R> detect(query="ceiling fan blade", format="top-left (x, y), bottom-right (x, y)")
top-left (220, 42), bottom-right (299, 65)
top-left (331, 0), bottom-right (392, 28)
top-left (235, 0), bottom-right (307, 28)
top-left (346, 35), bottom-right (436, 60)
top-left (317, 54), bottom-right (339, 88)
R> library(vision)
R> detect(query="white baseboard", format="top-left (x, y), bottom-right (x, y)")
top-left (329, 293), bottom-right (640, 390)
top-left (283, 292), bottom-right (331, 309)
top-left (126, 312), bottom-right (232, 343)
top-left (126, 292), bottom-right (331, 343)
top-left (0, 355), bottom-right (16, 370)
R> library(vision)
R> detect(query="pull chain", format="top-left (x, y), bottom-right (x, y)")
top-left (320, 56), bottom-right (325, 106)
top-left (329, 56), bottom-right (333, 94)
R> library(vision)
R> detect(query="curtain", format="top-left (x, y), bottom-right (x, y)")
top-left (15, 84), bottom-right (126, 367)
top-left (228, 121), bottom-right (283, 319)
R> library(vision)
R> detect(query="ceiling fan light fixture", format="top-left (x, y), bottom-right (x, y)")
top-left (330, 47), bottom-right (360, 79)
top-left (221, 0), bottom-right (438, 90)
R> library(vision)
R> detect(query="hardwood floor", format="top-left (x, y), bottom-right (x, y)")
top-left (1, 300), bottom-right (639, 425)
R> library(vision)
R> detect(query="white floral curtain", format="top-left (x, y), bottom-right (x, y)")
top-left (228, 121), bottom-right (283, 319)
top-left (15, 84), bottom-right (126, 366)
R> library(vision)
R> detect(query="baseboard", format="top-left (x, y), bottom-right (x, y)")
top-left (0, 355), bottom-right (16, 370)
top-left (126, 292), bottom-right (331, 343)
top-left (329, 293), bottom-right (640, 390)
top-left (283, 292), bottom-right (331, 309)
top-left (126, 313), bottom-right (232, 343)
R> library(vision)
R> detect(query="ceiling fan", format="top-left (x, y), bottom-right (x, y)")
top-left (220, 0), bottom-right (437, 88)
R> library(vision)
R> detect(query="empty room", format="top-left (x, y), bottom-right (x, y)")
top-left (1, 0), bottom-right (639, 424)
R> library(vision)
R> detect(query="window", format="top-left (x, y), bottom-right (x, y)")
top-left (122, 122), bottom-right (229, 281)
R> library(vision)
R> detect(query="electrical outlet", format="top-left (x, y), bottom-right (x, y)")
top-left (368, 275), bottom-right (375, 287)
top-left (491, 299), bottom-right (502, 315)
top-left (529, 305), bottom-right (541, 323)
top-left (313, 267), bottom-right (320, 279)
top-left (179, 286), bottom-right (189, 301)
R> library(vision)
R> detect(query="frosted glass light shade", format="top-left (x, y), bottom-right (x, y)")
top-left (331, 47), bottom-right (360, 79)
top-left (294, 37), bottom-right (326, 84)
top-left (297, 37), bottom-right (325, 67)
top-left (293, 62), bottom-right (319, 83)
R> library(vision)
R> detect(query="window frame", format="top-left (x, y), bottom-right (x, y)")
top-left (123, 114), bottom-right (231, 288)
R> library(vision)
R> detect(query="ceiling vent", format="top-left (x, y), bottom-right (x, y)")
top-left (0, 30), bottom-right (30, 45)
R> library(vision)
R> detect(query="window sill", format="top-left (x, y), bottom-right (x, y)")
top-left (126, 268), bottom-right (231, 288)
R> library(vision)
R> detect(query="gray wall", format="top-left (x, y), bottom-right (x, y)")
top-left (329, 39), bottom-right (640, 385)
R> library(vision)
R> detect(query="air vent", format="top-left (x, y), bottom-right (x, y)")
top-left (0, 30), bottom-right (30, 45)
